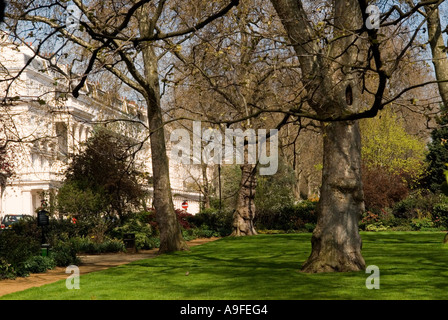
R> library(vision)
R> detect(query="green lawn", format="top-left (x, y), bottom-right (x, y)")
top-left (2, 232), bottom-right (448, 300)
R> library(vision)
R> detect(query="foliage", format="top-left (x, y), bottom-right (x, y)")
top-left (392, 192), bottom-right (442, 220)
top-left (255, 159), bottom-right (296, 212)
top-left (365, 222), bottom-right (389, 232)
top-left (362, 164), bottom-right (410, 211)
top-left (0, 258), bottom-right (16, 280)
top-left (44, 217), bottom-right (97, 249)
top-left (0, 230), bottom-right (41, 271)
top-left (110, 209), bottom-right (194, 250)
top-left (17, 256), bottom-right (56, 277)
top-left (57, 181), bottom-right (107, 218)
top-left (360, 109), bottom-right (427, 211)
top-left (50, 241), bottom-right (81, 267)
top-left (360, 109), bottom-right (426, 180)
top-left (187, 208), bottom-right (234, 237)
top-left (358, 193), bottom-right (448, 231)
top-left (70, 237), bottom-right (126, 254)
top-left (359, 208), bottom-right (409, 231)
top-left (111, 211), bottom-right (156, 250)
top-left (410, 217), bottom-right (434, 231)
top-left (433, 202), bottom-right (448, 229)
top-left (57, 126), bottom-right (147, 221)
top-left (182, 228), bottom-right (221, 240)
top-left (255, 200), bottom-right (317, 232)
top-left (216, 165), bottom-right (242, 210)
top-left (176, 210), bottom-right (193, 230)
top-left (423, 109), bottom-right (448, 192)
top-left (360, 211), bottom-right (380, 225)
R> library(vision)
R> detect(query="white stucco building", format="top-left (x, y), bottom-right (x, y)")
top-left (0, 41), bottom-right (203, 219)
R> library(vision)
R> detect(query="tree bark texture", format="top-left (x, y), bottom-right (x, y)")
top-left (231, 163), bottom-right (258, 236)
top-left (202, 162), bottom-right (211, 209)
top-left (425, 3), bottom-right (448, 108)
top-left (148, 108), bottom-right (189, 253)
top-left (301, 120), bottom-right (365, 272)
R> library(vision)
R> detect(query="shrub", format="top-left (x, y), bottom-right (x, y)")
top-left (0, 258), bottom-right (16, 280)
top-left (255, 200), bottom-right (317, 232)
top-left (98, 239), bottom-right (126, 253)
top-left (0, 231), bottom-right (41, 270)
top-left (433, 202), bottom-right (448, 229)
top-left (17, 256), bottom-right (56, 276)
top-left (7, 217), bottom-right (41, 241)
top-left (50, 241), bottom-right (80, 267)
top-left (304, 223), bottom-right (316, 232)
top-left (69, 236), bottom-right (126, 254)
top-left (359, 209), bottom-right (406, 231)
top-left (183, 227), bottom-right (221, 239)
top-left (133, 209), bottom-right (195, 233)
top-left (422, 110), bottom-right (448, 192)
top-left (392, 196), bottom-right (416, 219)
top-left (111, 212), bottom-right (155, 250)
top-left (362, 164), bottom-right (410, 212)
top-left (410, 217), bottom-right (434, 231)
top-left (28, 217), bottom-right (99, 249)
top-left (392, 193), bottom-right (440, 219)
top-left (187, 208), bottom-right (233, 236)
top-left (361, 211), bottom-right (380, 224)
top-left (365, 222), bottom-right (389, 232)
top-left (134, 233), bottom-right (158, 250)
top-left (176, 209), bottom-right (193, 229)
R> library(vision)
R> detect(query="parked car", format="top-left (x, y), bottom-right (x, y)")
top-left (0, 214), bottom-right (31, 231)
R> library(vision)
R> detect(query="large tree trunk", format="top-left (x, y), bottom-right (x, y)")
top-left (271, 0), bottom-right (366, 272)
top-left (148, 109), bottom-right (189, 253)
top-left (139, 6), bottom-right (188, 253)
top-left (301, 120), bottom-right (365, 273)
top-left (231, 163), bottom-right (258, 236)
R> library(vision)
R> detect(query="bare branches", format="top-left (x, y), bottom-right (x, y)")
top-left (4, 0), bottom-right (446, 129)
top-left (133, 0), bottom-right (240, 43)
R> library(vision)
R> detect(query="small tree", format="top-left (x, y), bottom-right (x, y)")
top-left (57, 127), bottom-right (147, 223)
top-left (360, 109), bottom-right (427, 210)
top-left (424, 108), bottom-right (448, 192)
top-left (255, 158), bottom-right (295, 213)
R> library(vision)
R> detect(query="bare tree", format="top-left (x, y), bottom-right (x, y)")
top-left (168, 0), bottom-right (297, 235)
top-left (6, 0), bottom-right (239, 253)
top-left (268, 0), bottom-right (448, 272)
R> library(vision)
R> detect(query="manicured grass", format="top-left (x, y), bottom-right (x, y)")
top-left (1, 232), bottom-right (448, 300)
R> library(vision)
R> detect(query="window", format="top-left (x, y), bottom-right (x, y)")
top-left (55, 122), bottom-right (68, 160)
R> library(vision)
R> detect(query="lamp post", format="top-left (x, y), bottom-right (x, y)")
top-left (37, 200), bottom-right (50, 256)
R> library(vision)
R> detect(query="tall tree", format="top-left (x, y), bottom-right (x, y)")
top-left (6, 0), bottom-right (239, 253)
top-left (269, 0), bottom-right (442, 272)
top-left (169, 0), bottom-right (295, 235)
top-left (423, 1), bottom-right (448, 193)
top-left (424, 107), bottom-right (448, 192)
top-left (270, 0), bottom-right (366, 272)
